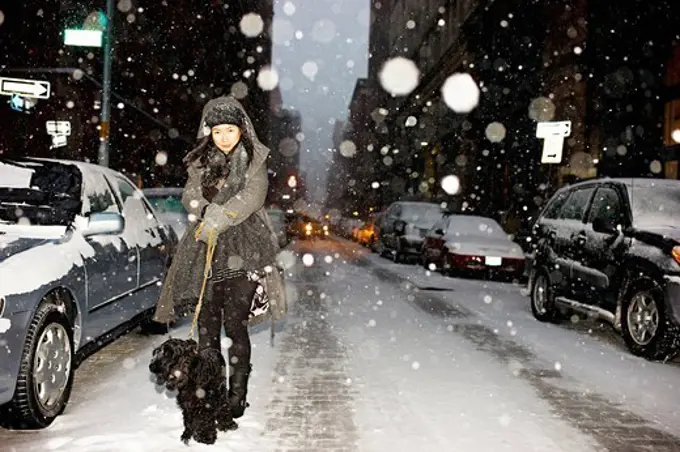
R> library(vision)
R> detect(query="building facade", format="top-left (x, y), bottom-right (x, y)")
top-left (345, 0), bottom-right (680, 226)
top-left (267, 107), bottom-right (304, 209)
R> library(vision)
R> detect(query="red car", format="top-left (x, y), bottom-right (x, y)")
top-left (421, 213), bottom-right (525, 281)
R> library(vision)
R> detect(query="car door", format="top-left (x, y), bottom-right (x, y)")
top-left (108, 174), bottom-right (167, 312)
top-left (383, 203), bottom-right (402, 251)
top-left (531, 188), bottom-right (571, 278)
top-left (79, 170), bottom-right (139, 340)
top-left (423, 215), bottom-right (449, 266)
top-left (580, 183), bottom-right (630, 307)
top-left (554, 185), bottom-right (596, 298)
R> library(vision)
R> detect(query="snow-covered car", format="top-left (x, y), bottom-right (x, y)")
top-left (378, 201), bottom-right (444, 263)
top-left (421, 213), bottom-right (525, 280)
top-left (0, 157), bottom-right (177, 429)
top-left (143, 187), bottom-right (188, 238)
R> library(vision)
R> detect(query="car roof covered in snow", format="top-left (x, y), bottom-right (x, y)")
top-left (13, 156), bottom-right (126, 179)
top-left (558, 177), bottom-right (680, 192)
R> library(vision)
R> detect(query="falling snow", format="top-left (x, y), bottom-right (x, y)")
top-left (257, 66), bottom-right (279, 90)
top-left (379, 57), bottom-right (420, 96)
top-left (441, 175), bottom-right (461, 195)
top-left (240, 13), bottom-right (265, 37)
top-left (441, 73), bottom-right (480, 113)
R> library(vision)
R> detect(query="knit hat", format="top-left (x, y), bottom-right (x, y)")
top-left (203, 98), bottom-right (246, 130)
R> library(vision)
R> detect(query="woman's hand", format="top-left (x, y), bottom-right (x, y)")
top-left (194, 220), bottom-right (217, 243)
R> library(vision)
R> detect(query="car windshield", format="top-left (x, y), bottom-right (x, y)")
top-left (0, 159), bottom-right (82, 226)
top-left (146, 195), bottom-right (187, 215)
top-left (402, 204), bottom-right (443, 226)
top-left (446, 215), bottom-right (509, 240)
top-left (628, 181), bottom-right (680, 229)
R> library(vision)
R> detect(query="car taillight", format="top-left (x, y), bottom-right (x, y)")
top-left (672, 246), bottom-right (680, 265)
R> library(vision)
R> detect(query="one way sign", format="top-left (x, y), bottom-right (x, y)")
top-left (0, 77), bottom-right (51, 100)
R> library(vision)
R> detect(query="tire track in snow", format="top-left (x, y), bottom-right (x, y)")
top-left (363, 253), bottom-right (680, 452)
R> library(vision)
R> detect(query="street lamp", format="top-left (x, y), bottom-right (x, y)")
top-left (63, 1), bottom-right (114, 167)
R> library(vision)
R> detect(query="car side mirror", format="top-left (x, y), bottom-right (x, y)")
top-left (435, 228), bottom-right (444, 236)
top-left (592, 217), bottom-right (618, 235)
top-left (82, 212), bottom-right (125, 237)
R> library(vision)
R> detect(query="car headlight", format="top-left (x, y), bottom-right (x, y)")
top-left (305, 223), bottom-right (312, 231)
top-left (323, 225), bottom-right (329, 231)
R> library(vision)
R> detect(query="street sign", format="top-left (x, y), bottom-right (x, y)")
top-left (541, 136), bottom-right (564, 164)
top-left (537, 120), bottom-right (571, 164)
top-left (9, 95), bottom-right (35, 113)
top-left (0, 77), bottom-right (51, 99)
top-left (51, 135), bottom-right (67, 149)
top-left (536, 120), bottom-right (571, 138)
top-left (64, 29), bottom-right (103, 48)
top-left (46, 121), bottom-right (72, 136)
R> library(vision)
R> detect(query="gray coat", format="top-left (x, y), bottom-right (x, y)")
top-left (153, 97), bottom-right (287, 325)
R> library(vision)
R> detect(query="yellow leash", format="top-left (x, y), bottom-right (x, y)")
top-left (189, 224), bottom-right (217, 340)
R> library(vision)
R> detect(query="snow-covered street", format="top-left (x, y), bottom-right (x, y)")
top-left (2, 237), bottom-right (680, 451)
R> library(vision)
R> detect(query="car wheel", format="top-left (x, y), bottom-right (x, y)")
top-left (2, 303), bottom-right (74, 429)
top-left (621, 282), bottom-right (680, 361)
top-left (530, 270), bottom-right (560, 323)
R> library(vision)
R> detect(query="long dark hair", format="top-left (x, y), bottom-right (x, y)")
top-left (183, 132), bottom-right (254, 188)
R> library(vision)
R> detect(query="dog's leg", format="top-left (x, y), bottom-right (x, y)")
top-left (192, 407), bottom-right (218, 445)
top-left (180, 404), bottom-right (193, 444)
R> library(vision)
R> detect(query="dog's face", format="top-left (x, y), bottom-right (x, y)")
top-left (149, 338), bottom-right (198, 390)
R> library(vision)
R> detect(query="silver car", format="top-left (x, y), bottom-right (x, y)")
top-left (142, 187), bottom-right (188, 238)
top-left (0, 157), bottom-right (176, 429)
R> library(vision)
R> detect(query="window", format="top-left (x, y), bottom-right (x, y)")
top-left (588, 187), bottom-right (624, 227)
top-left (116, 177), bottom-right (137, 206)
top-left (431, 216), bottom-right (448, 233)
top-left (147, 195), bottom-right (186, 215)
top-left (541, 190), bottom-right (569, 219)
top-left (82, 171), bottom-right (118, 215)
top-left (116, 176), bottom-right (157, 219)
top-left (390, 204), bottom-right (402, 218)
top-left (558, 187), bottom-right (595, 221)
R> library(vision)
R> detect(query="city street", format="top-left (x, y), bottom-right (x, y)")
top-left (1, 237), bottom-right (679, 451)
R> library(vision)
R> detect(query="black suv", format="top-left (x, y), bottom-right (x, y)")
top-left (527, 178), bottom-right (680, 361)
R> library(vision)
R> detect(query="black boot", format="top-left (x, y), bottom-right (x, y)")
top-left (228, 364), bottom-right (251, 418)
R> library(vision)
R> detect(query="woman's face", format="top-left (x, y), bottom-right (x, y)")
top-left (211, 124), bottom-right (241, 154)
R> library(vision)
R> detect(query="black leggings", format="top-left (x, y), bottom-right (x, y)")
top-left (197, 276), bottom-right (255, 371)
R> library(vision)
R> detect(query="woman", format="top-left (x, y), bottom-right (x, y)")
top-left (153, 96), bottom-right (287, 419)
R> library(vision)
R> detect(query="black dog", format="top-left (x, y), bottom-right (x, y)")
top-left (149, 338), bottom-right (237, 445)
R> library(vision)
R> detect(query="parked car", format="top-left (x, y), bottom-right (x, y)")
top-left (288, 214), bottom-right (329, 240)
top-left (527, 178), bottom-right (680, 361)
top-left (356, 212), bottom-right (381, 247)
top-left (377, 201), bottom-right (444, 263)
top-left (370, 211), bottom-right (386, 253)
top-left (143, 187), bottom-right (188, 238)
top-left (0, 157), bottom-right (177, 428)
top-left (421, 213), bottom-right (525, 280)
